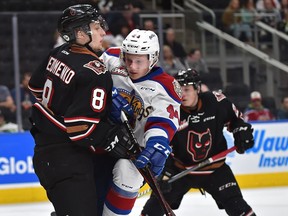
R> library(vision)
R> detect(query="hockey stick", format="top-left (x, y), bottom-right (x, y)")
top-left (137, 146), bottom-right (237, 198)
top-left (168, 146), bottom-right (237, 183)
top-left (120, 111), bottom-right (176, 216)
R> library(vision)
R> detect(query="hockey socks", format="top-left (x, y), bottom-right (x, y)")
top-left (102, 182), bottom-right (138, 215)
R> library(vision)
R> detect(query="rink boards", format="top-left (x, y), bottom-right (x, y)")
top-left (0, 121), bottom-right (287, 203)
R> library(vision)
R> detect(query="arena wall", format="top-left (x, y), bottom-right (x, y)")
top-left (0, 121), bottom-right (287, 203)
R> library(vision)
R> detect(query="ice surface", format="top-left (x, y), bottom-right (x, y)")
top-left (0, 186), bottom-right (287, 216)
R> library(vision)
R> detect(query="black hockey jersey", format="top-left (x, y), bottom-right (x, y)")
top-left (171, 91), bottom-right (245, 171)
top-left (28, 43), bottom-right (113, 148)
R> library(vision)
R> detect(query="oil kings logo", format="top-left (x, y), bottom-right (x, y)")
top-left (0, 156), bottom-right (34, 175)
top-left (119, 89), bottom-right (153, 126)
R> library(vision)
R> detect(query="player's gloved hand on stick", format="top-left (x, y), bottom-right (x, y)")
top-left (103, 124), bottom-right (138, 159)
top-left (110, 87), bottom-right (133, 124)
top-left (134, 137), bottom-right (172, 176)
top-left (157, 155), bottom-right (179, 193)
top-left (232, 122), bottom-right (254, 154)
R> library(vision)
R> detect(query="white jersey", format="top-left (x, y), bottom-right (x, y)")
top-left (100, 47), bottom-right (182, 148)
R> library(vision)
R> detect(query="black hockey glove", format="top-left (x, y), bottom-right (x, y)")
top-left (157, 156), bottom-right (178, 193)
top-left (232, 122), bottom-right (254, 154)
top-left (104, 124), bottom-right (138, 159)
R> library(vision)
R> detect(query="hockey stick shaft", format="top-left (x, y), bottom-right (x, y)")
top-left (168, 146), bottom-right (237, 183)
top-left (120, 111), bottom-right (175, 216)
top-left (137, 146), bottom-right (237, 197)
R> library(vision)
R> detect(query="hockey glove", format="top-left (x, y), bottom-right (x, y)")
top-left (233, 122), bottom-right (254, 154)
top-left (110, 87), bottom-right (133, 124)
top-left (134, 137), bottom-right (172, 176)
top-left (104, 124), bottom-right (138, 159)
top-left (157, 156), bottom-right (178, 193)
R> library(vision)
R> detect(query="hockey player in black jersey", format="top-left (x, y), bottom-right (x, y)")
top-left (141, 69), bottom-right (256, 216)
top-left (28, 4), bottom-right (135, 216)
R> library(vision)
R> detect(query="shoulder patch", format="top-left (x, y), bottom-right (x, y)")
top-left (173, 79), bottom-right (182, 99)
top-left (84, 60), bottom-right (107, 75)
top-left (111, 66), bottom-right (129, 77)
top-left (212, 90), bottom-right (226, 102)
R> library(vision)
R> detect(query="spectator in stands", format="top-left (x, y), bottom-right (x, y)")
top-left (114, 24), bottom-right (130, 46)
top-left (259, 0), bottom-right (282, 25)
top-left (277, 0), bottom-right (288, 59)
top-left (130, 0), bottom-right (145, 12)
top-left (222, 0), bottom-right (241, 32)
top-left (164, 27), bottom-right (187, 64)
top-left (11, 72), bottom-right (36, 130)
top-left (143, 19), bottom-right (157, 32)
top-left (243, 91), bottom-right (275, 121)
top-left (0, 84), bottom-right (16, 123)
top-left (257, 0), bottom-right (282, 45)
top-left (0, 108), bottom-right (18, 133)
top-left (187, 48), bottom-right (210, 74)
top-left (222, 0), bottom-right (254, 42)
top-left (106, 2), bottom-right (140, 36)
top-left (107, 0), bottom-right (145, 12)
top-left (98, 0), bottom-right (113, 14)
top-left (281, 0), bottom-right (288, 22)
top-left (239, 0), bottom-right (257, 43)
top-left (277, 96), bottom-right (288, 119)
top-left (278, 0), bottom-right (288, 30)
top-left (160, 45), bottom-right (188, 76)
top-left (255, 0), bottom-right (281, 10)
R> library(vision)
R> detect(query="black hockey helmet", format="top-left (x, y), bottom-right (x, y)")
top-left (175, 68), bottom-right (201, 89)
top-left (58, 4), bottom-right (108, 42)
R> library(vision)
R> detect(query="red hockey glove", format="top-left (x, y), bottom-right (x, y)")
top-left (134, 137), bottom-right (171, 176)
top-left (233, 122), bottom-right (254, 154)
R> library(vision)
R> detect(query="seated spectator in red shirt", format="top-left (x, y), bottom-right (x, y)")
top-left (243, 91), bottom-right (275, 121)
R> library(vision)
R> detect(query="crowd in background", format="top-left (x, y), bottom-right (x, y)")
top-left (1, 0), bottom-right (288, 132)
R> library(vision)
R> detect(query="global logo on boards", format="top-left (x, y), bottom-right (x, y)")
top-left (0, 156), bottom-right (34, 175)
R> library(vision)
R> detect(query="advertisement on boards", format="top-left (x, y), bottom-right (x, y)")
top-left (0, 132), bottom-right (38, 186)
top-left (225, 121), bottom-right (288, 174)
top-left (0, 121), bottom-right (287, 187)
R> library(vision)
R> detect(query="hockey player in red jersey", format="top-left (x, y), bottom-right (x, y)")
top-left (99, 29), bottom-right (182, 215)
top-left (28, 4), bottom-right (135, 216)
top-left (141, 69), bottom-right (256, 216)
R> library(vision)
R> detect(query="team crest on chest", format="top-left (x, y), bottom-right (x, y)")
top-left (187, 129), bottom-right (212, 162)
top-left (118, 89), bottom-right (153, 128)
top-left (84, 60), bottom-right (107, 75)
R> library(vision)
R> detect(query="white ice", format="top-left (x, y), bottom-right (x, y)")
top-left (0, 186), bottom-right (287, 216)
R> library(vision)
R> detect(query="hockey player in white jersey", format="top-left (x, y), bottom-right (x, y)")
top-left (98, 29), bottom-right (182, 215)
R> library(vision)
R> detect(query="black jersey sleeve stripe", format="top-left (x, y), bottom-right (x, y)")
top-left (34, 102), bottom-right (66, 131)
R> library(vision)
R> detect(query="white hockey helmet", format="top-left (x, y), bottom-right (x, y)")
top-left (121, 29), bottom-right (159, 70)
